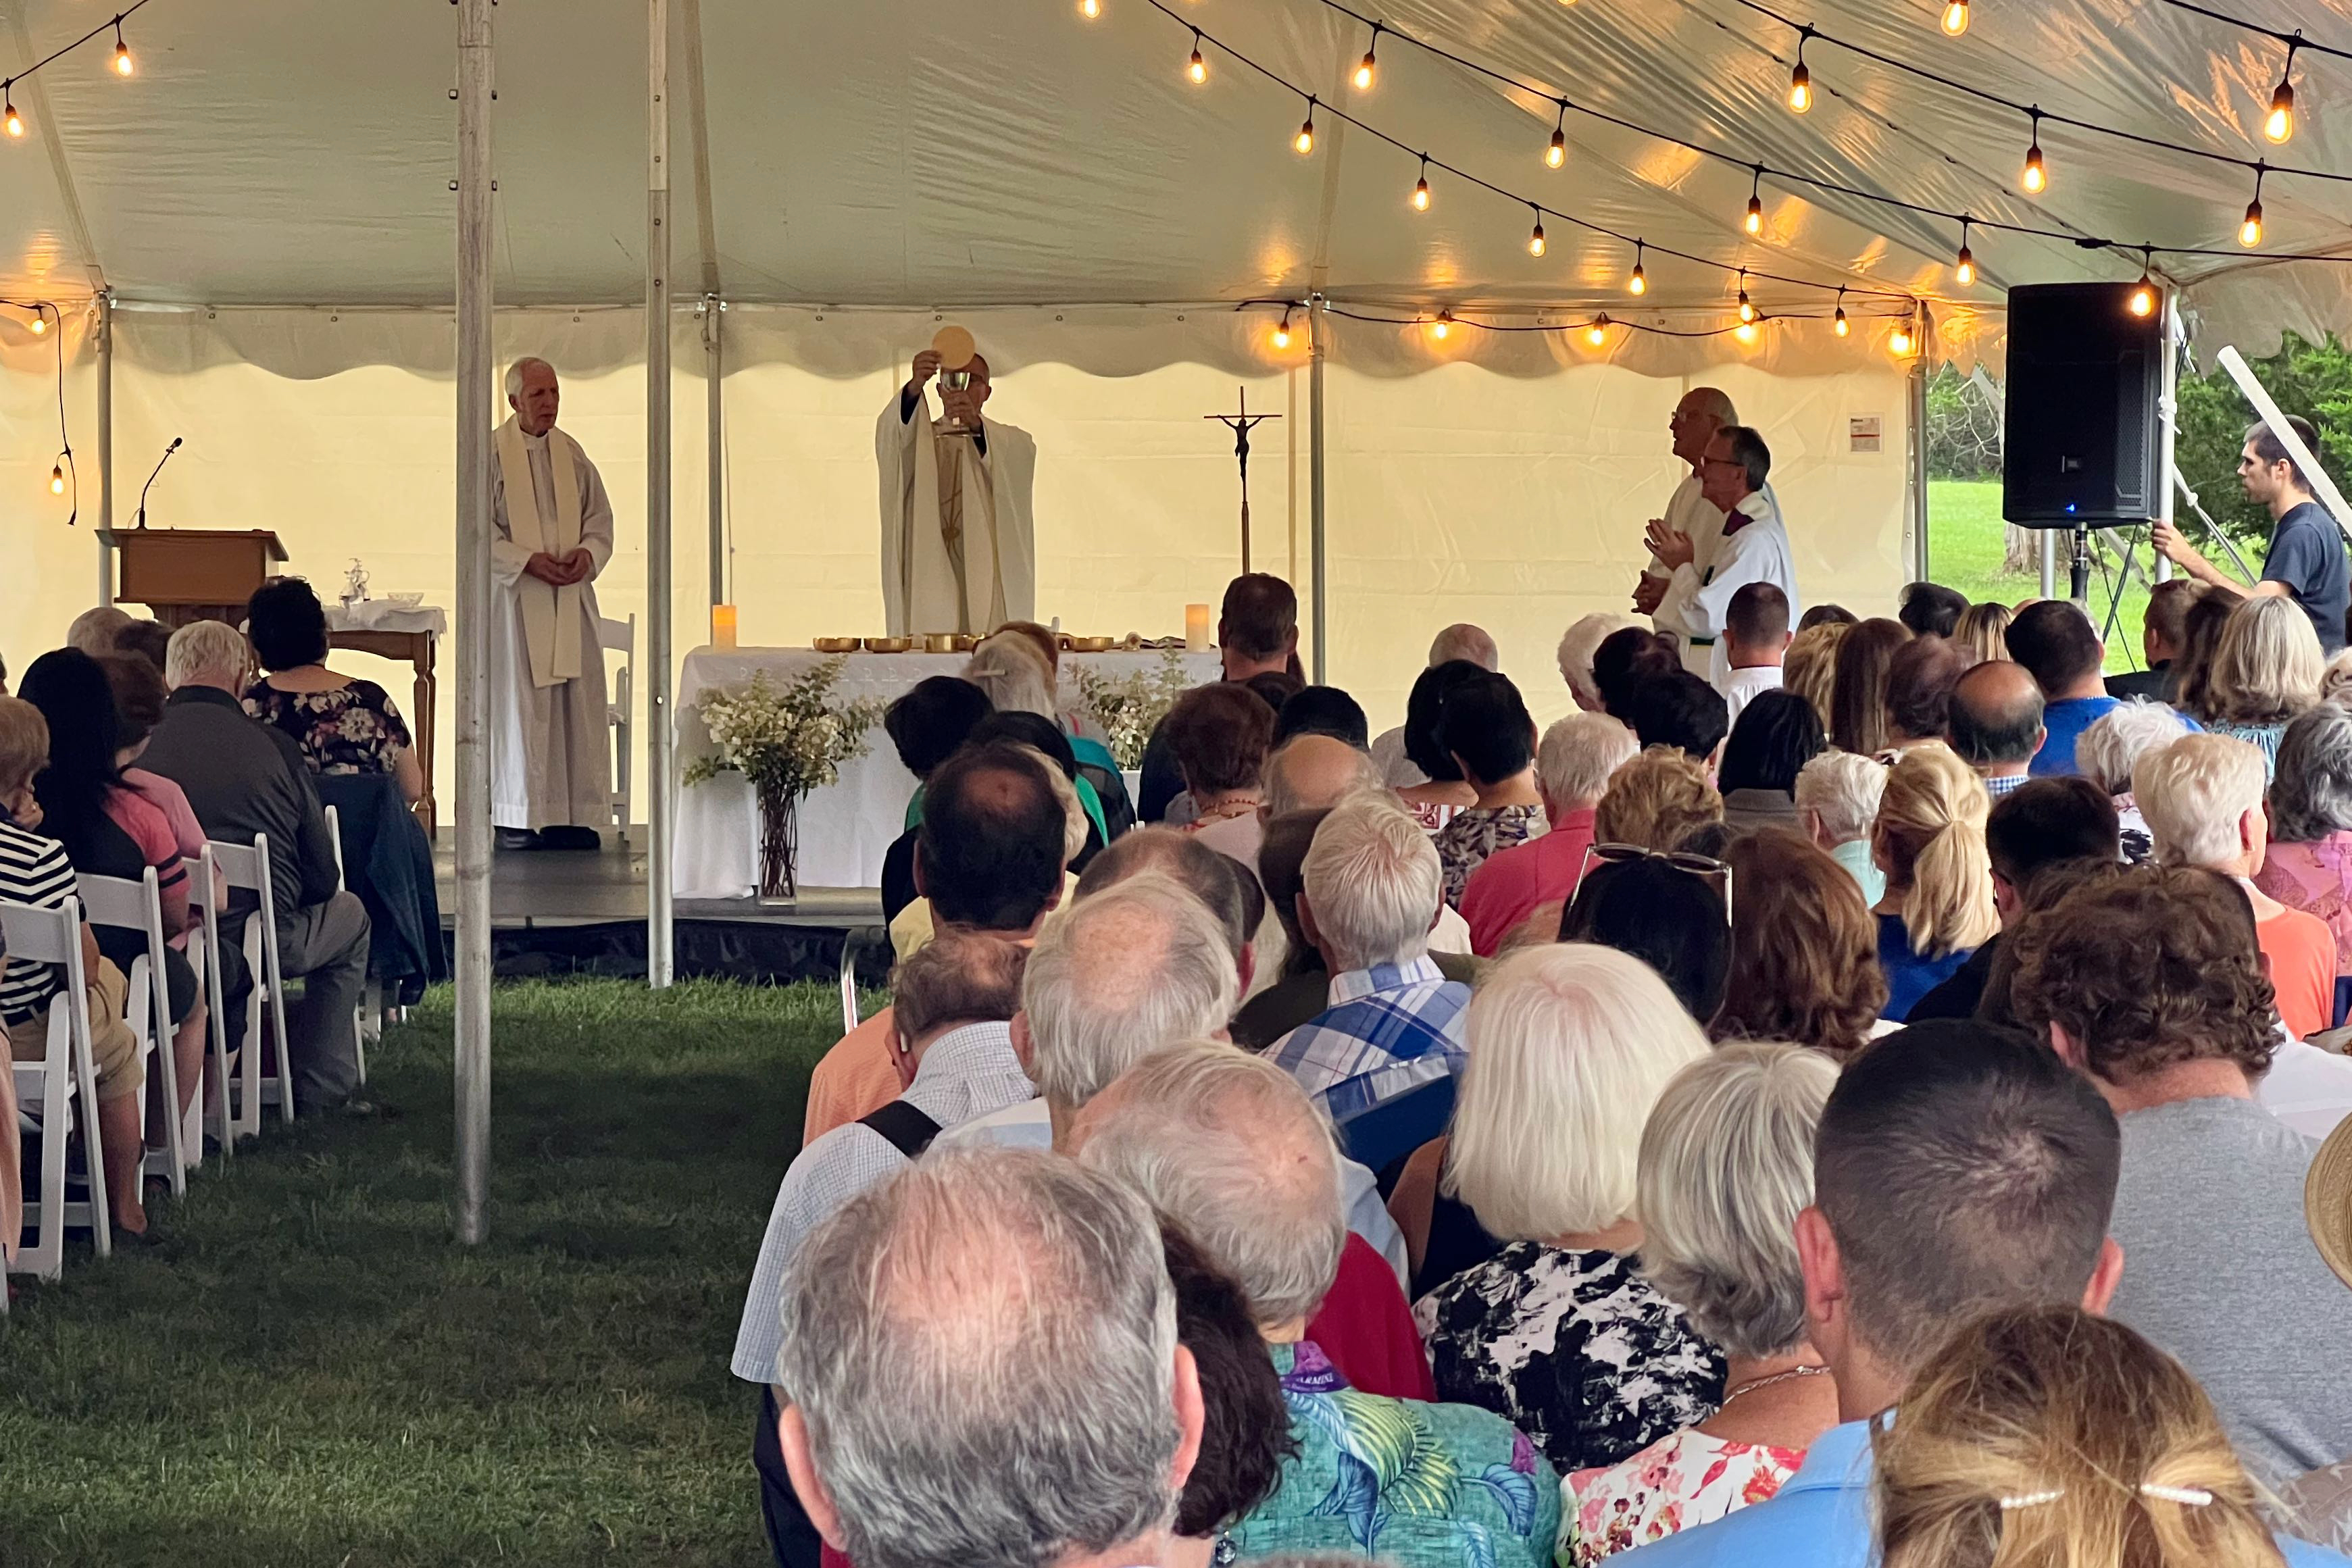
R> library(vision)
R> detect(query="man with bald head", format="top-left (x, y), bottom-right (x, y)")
top-left (1632, 386), bottom-right (1740, 673)
top-left (1947, 658), bottom-right (2047, 796)
top-left (880, 342), bottom-right (1038, 637)
top-left (492, 357), bottom-right (616, 851)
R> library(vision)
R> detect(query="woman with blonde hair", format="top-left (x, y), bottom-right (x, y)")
top-left (964, 626), bottom-right (1136, 833)
top-left (2192, 594), bottom-right (2326, 778)
top-left (1828, 617), bottom-right (1913, 757)
top-left (1953, 600), bottom-right (2013, 666)
top-left (1871, 740), bottom-right (1998, 1021)
top-left (1782, 620), bottom-right (1849, 734)
top-left (1593, 746), bottom-right (1722, 852)
top-left (1876, 1305), bottom-right (2301, 1568)
top-left (1414, 943), bottom-right (1724, 1475)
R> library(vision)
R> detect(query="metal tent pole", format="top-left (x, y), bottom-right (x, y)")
top-left (705, 296), bottom-right (724, 609)
top-left (646, 0), bottom-right (676, 988)
top-left (453, 0), bottom-right (497, 1246)
top-left (96, 292), bottom-right (113, 605)
top-left (1308, 295), bottom-right (1328, 683)
top-left (1907, 307), bottom-right (1932, 584)
top-left (2153, 293), bottom-right (2182, 584)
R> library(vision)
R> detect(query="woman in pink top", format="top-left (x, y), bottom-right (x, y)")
top-left (1459, 712), bottom-right (1636, 955)
top-left (2258, 704), bottom-right (2352, 978)
top-left (101, 652), bottom-right (215, 946)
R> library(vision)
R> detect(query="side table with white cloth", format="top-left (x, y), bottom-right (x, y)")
top-left (324, 601), bottom-right (446, 835)
top-left (674, 647), bottom-right (1220, 898)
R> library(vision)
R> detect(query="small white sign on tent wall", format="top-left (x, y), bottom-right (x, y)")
top-left (1849, 415), bottom-right (1884, 453)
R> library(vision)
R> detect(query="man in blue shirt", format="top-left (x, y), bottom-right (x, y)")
top-left (2007, 600), bottom-right (2118, 776)
top-left (1624, 1019), bottom-right (2351, 1567)
top-left (2155, 413), bottom-right (2351, 655)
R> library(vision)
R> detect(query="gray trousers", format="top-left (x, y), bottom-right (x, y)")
top-left (274, 890), bottom-right (371, 1109)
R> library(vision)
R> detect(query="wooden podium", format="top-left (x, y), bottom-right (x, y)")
top-left (114, 528), bottom-right (288, 628)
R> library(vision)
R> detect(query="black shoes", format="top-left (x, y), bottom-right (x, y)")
top-left (497, 826), bottom-right (601, 852)
top-left (496, 827), bottom-right (541, 851)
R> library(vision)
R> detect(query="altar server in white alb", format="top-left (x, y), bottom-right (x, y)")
top-left (491, 357), bottom-right (614, 851)
top-left (1649, 424), bottom-right (1799, 686)
top-left (877, 345), bottom-right (1037, 637)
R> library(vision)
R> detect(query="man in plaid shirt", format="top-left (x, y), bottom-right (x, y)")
top-left (1266, 794), bottom-right (1470, 1175)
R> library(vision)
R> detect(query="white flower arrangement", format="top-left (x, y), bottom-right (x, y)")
top-left (682, 658), bottom-right (888, 802)
top-left (1070, 651), bottom-right (1193, 769)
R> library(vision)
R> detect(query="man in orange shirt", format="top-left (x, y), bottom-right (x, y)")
top-left (800, 742), bottom-right (1070, 1144)
top-left (2134, 732), bottom-right (2336, 1040)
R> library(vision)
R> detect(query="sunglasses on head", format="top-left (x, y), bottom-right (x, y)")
top-left (1578, 841), bottom-right (1736, 924)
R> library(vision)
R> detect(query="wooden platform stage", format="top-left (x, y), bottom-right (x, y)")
top-left (432, 834), bottom-right (886, 984)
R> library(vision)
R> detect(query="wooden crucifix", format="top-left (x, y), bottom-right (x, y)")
top-left (1205, 386), bottom-right (1280, 575)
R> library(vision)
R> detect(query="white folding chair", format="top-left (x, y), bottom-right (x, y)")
top-left (208, 836), bottom-right (296, 1134)
top-left (184, 846), bottom-right (236, 1159)
top-left (322, 804), bottom-right (377, 1081)
top-left (3, 894), bottom-right (111, 1275)
top-left (599, 613), bottom-right (635, 842)
top-left (75, 867), bottom-right (190, 1198)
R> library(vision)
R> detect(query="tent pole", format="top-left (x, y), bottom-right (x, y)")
top-left (646, 0), bottom-right (676, 989)
top-left (1907, 309), bottom-right (1932, 584)
top-left (705, 296), bottom-right (723, 609)
top-left (96, 292), bottom-right (113, 606)
top-left (1309, 294), bottom-right (1328, 683)
top-left (2153, 293), bottom-right (2180, 584)
top-left (453, 0), bottom-right (497, 1246)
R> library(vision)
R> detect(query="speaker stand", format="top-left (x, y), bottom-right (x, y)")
top-left (2068, 526), bottom-right (2093, 609)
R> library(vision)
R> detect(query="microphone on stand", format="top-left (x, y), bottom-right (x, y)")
top-left (134, 436), bottom-right (182, 530)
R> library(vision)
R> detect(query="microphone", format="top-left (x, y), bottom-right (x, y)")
top-left (134, 436), bottom-right (182, 530)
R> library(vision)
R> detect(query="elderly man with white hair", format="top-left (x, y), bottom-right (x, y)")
top-left (2076, 698), bottom-right (2193, 863)
top-left (773, 1148), bottom-right (1204, 1568)
top-left (1372, 624), bottom-right (1500, 787)
top-left (491, 356), bottom-right (616, 852)
top-left (1074, 1042), bottom-right (1559, 1565)
top-left (139, 619), bottom-right (369, 1111)
top-left (1795, 749), bottom-right (1889, 906)
top-left (1266, 794), bottom-right (1472, 1178)
top-left (1458, 711), bottom-right (1637, 956)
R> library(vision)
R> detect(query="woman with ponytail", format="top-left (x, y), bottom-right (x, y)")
top-left (1870, 740), bottom-right (1998, 1021)
top-left (1876, 1305), bottom-right (2305, 1568)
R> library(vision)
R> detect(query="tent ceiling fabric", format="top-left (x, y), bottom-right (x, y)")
top-left (0, 0), bottom-right (2344, 360)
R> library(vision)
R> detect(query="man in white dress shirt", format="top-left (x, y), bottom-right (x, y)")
top-left (1650, 426), bottom-right (1799, 688)
top-left (1631, 388), bottom-right (1739, 671)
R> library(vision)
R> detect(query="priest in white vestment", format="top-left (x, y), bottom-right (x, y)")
top-left (490, 357), bottom-right (615, 851)
top-left (1631, 388), bottom-right (1737, 667)
top-left (876, 348), bottom-right (1037, 637)
top-left (1650, 424), bottom-right (1800, 688)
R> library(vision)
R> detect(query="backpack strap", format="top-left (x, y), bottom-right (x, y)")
top-left (857, 1098), bottom-right (945, 1160)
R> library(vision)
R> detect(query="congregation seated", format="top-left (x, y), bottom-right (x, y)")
top-left (2135, 732), bottom-right (2336, 1040)
top-left (1072, 1042), bottom-right (1563, 1567)
top-left (887, 730), bottom-right (1092, 965)
top-left (1711, 828), bottom-right (1884, 1056)
top-left (2170, 586), bottom-right (2236, 720)
top-left (1138, 572), bottom-right (1298, 824)
top-left (2107, 575), bottom-right (2203, 703)
top-left (875, 674), bottom-right (992, 924)
top-left (1870, 742), bottom-right (1999, 1022)
top-left (1718, 582), bottom-right (1788, 732)
top-left (1794, 749), bottom-right (1887, 905)
top-left (1372, 623), bottom-right (1498, 786)
top-left (1557, 854), bottom-right (1732, 1023)
top-left (2191, 594), bottom-right (2326, 780)
top-left (1161, 682), bottom-right (1276, 863)
top-left (1158, 1222), bottom-right (1298, 1563)
top-left (66, 604), bottom-right (135, 655)
top-left (1561, 1043), bottom-right (1840, 1563)
top-left (2074, 697), bottom-right (2190, 861)
top-left (1393, 659), bottom-right (1488, 832)
top-left (1261, 732), bottom-right (1383, 834)
top-left (1952, 599), bottom-right (2013, 665)
top-left (1715, 690), bottom-right (1823, 837)
top-left (1897, 580), bottom-right (1968, 640)
top-left (2259, 702), bottom-right (2352, 981)
top-left (1410, 945), bottom-right (1724, 1473)
top-left (1459, 711), bottom-right (1636, 956)
top-left (1945, 657), bottom-right (2045, 797)
top-left (1828, 617), bottom-right (1911, 757)
top-left (967, 623), bottom-right (1136, 835)
top-left (1593, 747), bottom-right (1722, 853)
top-left (109, 615), bottom-right (174, 678)
top-left (1622, 671), bottom-right (1728, 763)
top-left (1780, 618), bottom-right (1847, 732)
top-left (1590, 626), bottom-right (1681, 724)
top-left (1272, 684), bottom-right (1368, 750)
top-left (1430, 671), bottom-right (1548, 906)
top-left (242, 577), bottom-right (426, 805)
top-left (2006, 600), bottom-right (2118, 777)
top-left (1557, 613), bottom-right (1646, 715)
top-left (1883, 634), bottom-right (1973, 751)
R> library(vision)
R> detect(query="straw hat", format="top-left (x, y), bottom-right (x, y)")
top-left (2308, 1113), bottom-right (2352, 1292)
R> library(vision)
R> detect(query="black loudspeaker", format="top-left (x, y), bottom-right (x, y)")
top-left (2001, 281), bottom-right (2163, 526)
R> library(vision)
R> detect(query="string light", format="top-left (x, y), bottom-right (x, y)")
top-left (1430, 308), bottom-right (1453, 340)
top-left (1834, 288), bottom-right (1850, 336)
top-left (1736, 269), bottom-right (1755, 322)
top-left (1890, 314), bottom-right (1916, 355)
top-left (49, 460), bottom-right (64, 495)
top-left (28, 307), bottom-right (44, 334)
top-left (2241, 164), bottom-right (2266, 246)
top-left (1411, 154), bottom-right (1430, 209)
top-left (1294, 97), bottom-right (1316, 155)
top-left (1527, 205), bottom-right (1547, 257)
top-left (1272, 307), bottom-right (1294, 349)
top-left (1354, 24), bottom-right (1379, 91)
top-left (1940, 0), bottom-right (1970, 36)
top-left (1953, 220), bottom-right (1976, 286)
top-left (1585, 313), bottom-right (1611, 346)
top-left (1080, 0), bottom-right (1101, 19)
top-left (1628, 241), bottom-right (1647, 295)
top-left (2129, 250), bottom-right (2157, 316)
top-left (1744, 167), bottom-right (1764, 236)
top-left (1546, 102), bottom-right (1567, 168)
top-left (1788, 30), bottom-right (1813, 113)
top-left (1734, 319), bottom-right (1759, 345)
top-left (1187, 30), bottom-right (1207, 84)
top-left (111, 19), bottom-right (131, 76)
top-left (2266, 41), bottom-right (2297, 144)
top-left (4, 88), bottom-right (20, 139)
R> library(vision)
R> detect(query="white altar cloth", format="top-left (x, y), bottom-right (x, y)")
top-left (672, 646), bottom-right (1218, 897)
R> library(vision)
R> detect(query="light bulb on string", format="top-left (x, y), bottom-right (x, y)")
top-left (1628, 241), bottom-right (1647, 296)
top-left (1736, 269), bottom-right (1755, 323)
top-left (49, 461), bottom-right (65, 495)
top-left (2241, 166), bottom-right (2266, 247)
top-left (28, 308), bottom-right (44, 335)
top-left (1788, 32), bottom-right (1813, 113)
top-left (1834, 289), bottom-right (1850, 337)
top-left (1744, 168), bottom-right (1764, 237)
top-left (1354, 25), bottom-right (1378, 91)
top-left (1411, 155), bottom-right (1431, 211)
top-left (2021, 111), bottom-right (2046, 194)
top-left (1586, 313), bottom-right (1611, 347)
top-left (1941, 0), bottom-right (1970, 36)
top-left (1186, 31), bottom-right (1206, 84)
top-left (112, 21), bottom-right (132, 76)
top-left (1294, 99), bottom-right (1316, 156)
top-left (1528, 206), bottom-right (1547, 258)
top-left (2266, 43), bottom-right (2297, 144)
top-left (1431, 309), bottom-right (1453, 340)
top-left (1079, 0), bottom-right (1101, 19)
top-left (1546, 103), bottom-right (1568, 169)
top-left (1735, 319), bottom-right (1759, 345)
top-left (1953, 220), bottom-right (1975, 287)
top-left (1272, 308), bottom-right (1294, 350)
top-left (5, 91), bottom-right (22, 139)
top-left (2129, 251), bottom-right (2157, 318)
top-left (1891, 316), bottom-right (1916, 356)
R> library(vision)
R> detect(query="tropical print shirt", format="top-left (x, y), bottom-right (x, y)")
top-left (1560, 1428), bottom-right (1805, 1564)
top-left (243, 678), bottom-right (413, 777)
top-left (1434, 804), bottom-right (1549, 908)
top-left (1415, 1242), bottom-right (1726, 1476)
top-left (1226, 1340), bottom-right (1561, 1568)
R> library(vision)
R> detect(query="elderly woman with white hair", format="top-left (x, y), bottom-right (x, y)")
top-left (2256, 701), bottom-right (2352, 980)
top-left (2074, 698), bottom-right (2191, 863)
top-left (1559, 1042), bottom-right (1841, 1563)
top-left (964, 626), bottom-right (1136, 835)
top-left (1558, 613), bottom-right (1648, 713)
top-left (1413, 943), bottom-right (1725, 1475)
top-left (1794, 749), bottom-right (1888, 905)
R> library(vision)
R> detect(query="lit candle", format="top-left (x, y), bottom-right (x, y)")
top-left (1184, 603), bottom-right (1211, 651)
top-left (711, 604), bottom-right (739, 649)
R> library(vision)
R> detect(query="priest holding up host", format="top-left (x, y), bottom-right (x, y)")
top-left (877, 330), bottom-right (1038, 638)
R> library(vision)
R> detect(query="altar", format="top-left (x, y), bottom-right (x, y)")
top-left (672, 645), bottom-right (1220, 897)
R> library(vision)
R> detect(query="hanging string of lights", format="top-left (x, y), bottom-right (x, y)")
top-left (1255, 297), bottom-right (1914, 347)
top-left (3, 1), bottom-right (149, 141)
top-left (2, 297), bottom-right (79, 515)
top-left (2130, 0), bottom-right (2349, 147)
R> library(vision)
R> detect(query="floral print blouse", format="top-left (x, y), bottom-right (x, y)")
top-left (1434, 804), bottom-right (1549, 908)
top-left (1413, 1242), bottom-right (1726, 1477)
top-left (1224, 1339), bottom-right (1561, 1568)
top-left (243, 678), bottom-right (413, 776)
top-left (1560, 1428), bottom-right (1805, 1563)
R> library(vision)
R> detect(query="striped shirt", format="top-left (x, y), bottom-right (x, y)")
top-left (0, 819), bottom-right (79, 1026)
top-left (1264, 956), bottom-right (1472, 1123)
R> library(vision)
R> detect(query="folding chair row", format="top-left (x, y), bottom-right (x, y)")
top-left (2, 894), bottom-right (111, 1281)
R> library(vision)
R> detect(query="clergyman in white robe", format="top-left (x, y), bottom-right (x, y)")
top-left (1658, 488), bottom-right (1799, 688)
top-left (876, 361), bottom-right (1037, 637)
top-left (491, 407), bottom-right (615, 834)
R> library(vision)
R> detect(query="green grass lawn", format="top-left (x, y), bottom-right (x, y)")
top-left (1926, 478), bottom-right (2159, 677)
top-left (0, 978), bottom-right (856, 1567)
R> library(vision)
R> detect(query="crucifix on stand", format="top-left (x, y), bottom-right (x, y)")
top-left (1206, 386), bottom-right (1280, 574)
